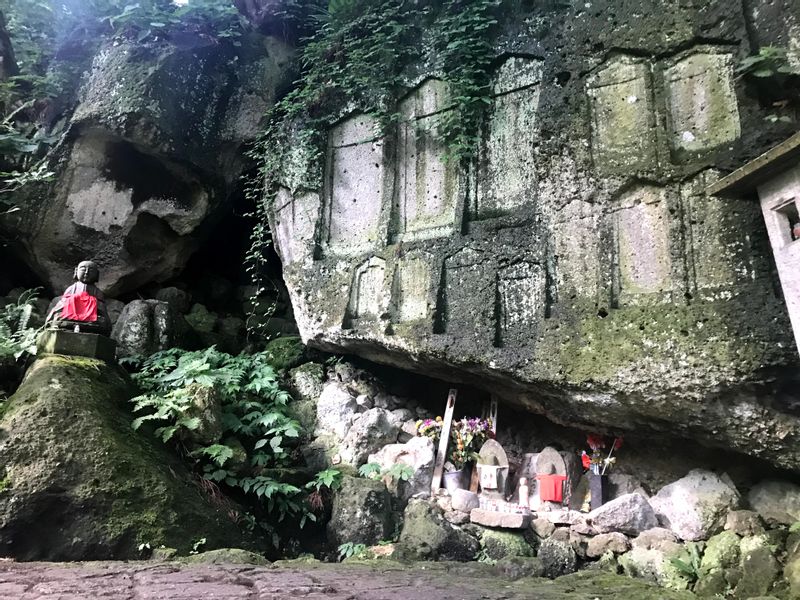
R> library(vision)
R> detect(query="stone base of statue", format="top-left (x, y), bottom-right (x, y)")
top-left (37, 330), bottom-right (117, 363)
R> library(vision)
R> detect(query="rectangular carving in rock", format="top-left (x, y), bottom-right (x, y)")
top-left (554, 199), bottom-right (601, 300)
top-left (664, 51), bottom-right (740, 156)
top-left (496, 262), bottom-right (545, 347)
top-left (612, 185), bottom-right (673, 303)
top-left (323, 114), bottom-right (388, 255)
top-left (439, 248), bottom-right (494, 343)
top-left (392, 253), bottom-right (432, 323)
top-left (395, 79), bottom-right (460, 241)
top-left (682, 172), bottom-right (764, 296)
top-left (587, 55), bottom-right (657, 174)
top-left (273, 187), bottom-right (320, 266)
top-left (345, 257), bottom-right (387, 326)
top-left (474, 57), bottom-right (542, 219)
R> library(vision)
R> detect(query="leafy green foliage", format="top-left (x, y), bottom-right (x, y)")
top-left (337, 541), bottom-right (367, 561)
top-left (0, 0), bottom-right (244, 202)
top-left (668, 543), bottom-right (702, 583)
top-left (358, 462), bottom-right (382, 480)
top-left (0, 288), bottom-right (40, 360)
top-left (245, 0), bottom-right (505, 322)
top-left (737, 45), bottom-right (800, 123)
top-left (383, 463), bottom-right (414, 483)
top-left (358, 461), bottom-right (413, 483)
top-left (128, 347), bottom-right (313, 539)
top-left (307, 468), bottom-right (342, 491)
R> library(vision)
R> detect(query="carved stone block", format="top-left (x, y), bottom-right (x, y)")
top-left (612, 185), bottom-right (673, 302)
top-left (395, 79), bottom-right (460, 241)
top-left (664, 50), bottom-right (740, 156)
top-left (323, 114), bottom-right (388, 255)
top-left (474, 57), bottom-right (542, 218)
top-left (587, 55), bottom-right (657, 174)
top-left (273, 187), bottom-right (320, 266)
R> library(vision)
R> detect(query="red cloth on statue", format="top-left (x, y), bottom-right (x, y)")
top-left (536, 474), bottom-right (567, 503)
top-left (61, 291), bottom-right (98, 322)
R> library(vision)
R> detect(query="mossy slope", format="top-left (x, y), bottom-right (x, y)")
top-left (0, 355), bottom-right (256, 560)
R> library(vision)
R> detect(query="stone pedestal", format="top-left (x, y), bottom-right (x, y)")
top-left (37, 330), bottom-right (117, 363)
top-left (469, 508), bottom-right (531, 529)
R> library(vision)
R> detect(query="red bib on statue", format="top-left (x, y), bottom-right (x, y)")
top-left (61, 291), bottom-right (98, 322)
top-left (536, 474), bottom-right (566, 503)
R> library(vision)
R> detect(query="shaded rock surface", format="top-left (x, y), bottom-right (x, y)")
top-left (747, 480), bottom-right (800, 525)
top-left (5, 33), bottom-right (293, 296)
top-left (650, 470), bottom-right (740, 541)
top-left (326, 475), bottom-right (396, 549)
top-left (588, 493), bottom-right (658, 536)
top-left (112, 299), bottom-right (188, 357)
top-left (0, 355), bottom-right (255, 560)
top-left (0, 560), bottom-right (699, 599)
top-left (395, 499), bottom-right (479, 562)
top-left (270, 0), bottom-right (800, 475)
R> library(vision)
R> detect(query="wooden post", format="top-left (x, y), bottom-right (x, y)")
top-left (431, 388), bottom-right (457, 494)
top-left (488, 396), bottom-right (498, 434)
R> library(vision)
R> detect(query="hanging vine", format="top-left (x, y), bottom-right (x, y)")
top-left (244, 0), bottom-right (506, 335)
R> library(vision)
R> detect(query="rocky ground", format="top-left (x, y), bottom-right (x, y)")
top-left (0, 559), bottom-right (695, 600)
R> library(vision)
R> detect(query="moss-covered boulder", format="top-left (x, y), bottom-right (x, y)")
top-left (263, 336), bottom-right (306, 371)
top-left (395, 498), bottom-right (479, 562)
top-left (326, 475), bottom-right (396, 549)
top-left (182, 548), bottom-right (269, 565)
top-left (0, 355), bottom-right (256, 560)
top-left (735, 535), bottom-right (780, 599)
top-left (479, 528), bottom-right (534, 560)
top-left (694, 530), bottom-right (740, 597)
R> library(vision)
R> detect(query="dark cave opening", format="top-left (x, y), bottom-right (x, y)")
top-left (103, 140), bottom-right (202, 209)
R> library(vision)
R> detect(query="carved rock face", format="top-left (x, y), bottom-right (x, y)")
top-left (9, 35), bottom-right (293, 296)
top-left (269, 1), bottom-right (800, 472)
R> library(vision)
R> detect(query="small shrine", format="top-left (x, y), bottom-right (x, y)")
top-left (708, 131), bottom-right (800, 356)
top-left (424, 389), bottom-right (627, 531)
top-left (37, 260), bottom-right (117, 362)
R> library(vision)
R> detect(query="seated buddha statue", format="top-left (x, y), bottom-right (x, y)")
top-left (46, 260), bottom-right (112, 336)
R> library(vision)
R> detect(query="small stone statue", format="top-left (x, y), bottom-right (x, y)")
top-left (46, 261), bottom-right (112, 336)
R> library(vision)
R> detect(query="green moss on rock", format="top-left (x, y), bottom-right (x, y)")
top-left (0, 356), bottom-right (257, 560)
top-left (263, 336), bottom-right (306, 371)
top-left (480, 528), bottom-right (534, 560)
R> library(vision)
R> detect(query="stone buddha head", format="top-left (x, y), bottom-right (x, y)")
top-left (74, 260), bottom-right (100, 285)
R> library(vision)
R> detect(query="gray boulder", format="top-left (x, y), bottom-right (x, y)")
top-left (586, 532), bottom-right (631, 558)
top-left (537, 538), bottom-right (578, 578)
top-left (340, 408), bottom-right (400, 467)
top-left (395, 499), bottom-right (479, 562)
top-left (112, 299), bottom-right (187, 357)
top-left (632, 527), bottom-right (680, 552)
top-left (451, 489), bottom-right (480, 513)
top-left (154, 287), bottom-right (191, 314)
top-left (480, 528), bottom-right (533, 560)
top-left (694, 530), bottom-right (740, 597)
top-left (327, 475), bottom-right (396, 548)
top-left (588, 493), bottom-right (658, 536)
top-left (368, 436), bottom-right (435, 501)
top-left (288, 362), bottom-right (325, 403)
top-left (649, 470), bottom-right (740, 541)
top-left (736, 534), bottom-right (781, 598)
top-left (747, 480), bottom-right (800, 525)
top-left (724, 510), bottom-right (765, 536)
top-left (619, 543), bottom-right (693, 591)
top-left (315, 382), bottom-right (358, 439)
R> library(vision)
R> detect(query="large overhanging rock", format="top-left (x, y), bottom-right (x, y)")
top-left (269, 1), bottom-right (800, 472)
top-left (5, 34), bottom-right (293, 295)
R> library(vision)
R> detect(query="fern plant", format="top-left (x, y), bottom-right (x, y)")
top-left (127, 347), bottom-right (315, 538)
top-left (0, 288), bottom-right (41, 361)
